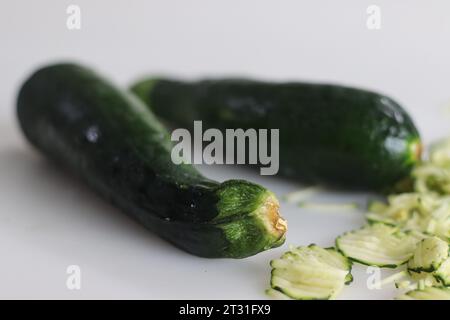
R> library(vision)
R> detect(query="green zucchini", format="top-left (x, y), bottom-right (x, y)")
top-left (16, 63), bottom-right (287, 258)
top-left (131, 78), bottom-right (422, 190)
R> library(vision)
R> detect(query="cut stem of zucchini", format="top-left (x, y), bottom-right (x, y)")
top-left (269, 244), bottom-right (352, 300)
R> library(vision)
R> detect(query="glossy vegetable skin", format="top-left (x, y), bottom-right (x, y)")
top-left (17, 64), bottom-right (287, 258)
top-left (131, 78), bottom-right (422, 190)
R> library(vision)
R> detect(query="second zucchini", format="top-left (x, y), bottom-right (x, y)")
top-left (131, 78), bottom-right (422, 190)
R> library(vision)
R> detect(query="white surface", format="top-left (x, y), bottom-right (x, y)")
top-left (1, 0), bottom-right (450, 299)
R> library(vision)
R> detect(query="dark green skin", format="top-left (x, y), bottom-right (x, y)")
top-left (17, 64), bottom-right (285, 258)
top-left (131, 79), bottom-right (422, 190)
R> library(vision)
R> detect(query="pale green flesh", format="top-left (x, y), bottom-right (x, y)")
top-left (269, 245), bottom-right (352, 300)
top-left (396, 286), bottom-right (450, 300)
top-left (336, 224), bottom-right (419, 268)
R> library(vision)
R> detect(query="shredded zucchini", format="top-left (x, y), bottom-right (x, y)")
top-left (265, 288), bottom-right (291, 300)
top-left (407, 236), bottom-right (449, 273)
top-left (413, 164), bottom-right (450, 194)
top-left (335, 223), bottom-right (419, 268)
top-left (267, 138), bottom-right (450, 300)
top-left (429, 138), bottom-right (450, 166)
top-left (395, 280), bottom-right (413, 290)
top-left (366, 193), bottom-right (450, 241)
top-left (269, 244), bottom-right (352, 300)
top-left (282, 186), bottom-right (322, 203)
top-left (367, 200), bottom-right (388, 213)
top-left (369, 235), bottom-right (448, 291)
top-left (376, 271), bottom-right (408, 288)
top-left (298, 201), bottom-right (359, 212)
top-left (435, 258), bottom-right (450, 286)
top-left (404, 236), bottom-right (450, 288)
top-left (396, 286), bottom-right (450, 300)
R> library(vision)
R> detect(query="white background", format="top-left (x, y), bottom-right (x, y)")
top-left (1, 1), bottom-right (450, 299)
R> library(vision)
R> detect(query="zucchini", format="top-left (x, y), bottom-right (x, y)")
top-left (282, 186), bottom-right (322, 203)
top-left (335, 223), bottom-right (419, 268)
top-left (396, 286), bottom-right (450, 300)
top-left (414, 163), bottom-right (450, 194)
top-left (370, 236), bottom-right (449, 290)
top-left (366, 192), bottom-right (450, 241)
top-left (429, 137), bottom-right (450, 166)
top-left (131, 78), bottom-right (422, 190)
top-left (406, 236), bottom-right (450, 286)
top-left (435, 258), bottom-right (450, 286)
top-left (407, 237), bottom-right (449, 273)
top-left (269, 244), bottom-right (352, 300)
top-left (298, 201), bottom-right (358, 212)
top-left (16, 63), bottom-right (287, 258)
top-left (413, 140), bottom-right (450, 194)
top-left (265, 288), bottom-right (291, 300)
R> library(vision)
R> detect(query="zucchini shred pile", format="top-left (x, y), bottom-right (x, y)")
top-left (267, 245), bottom-right (352, 300)
top-left (268, 138), bottom-right (450, 300)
